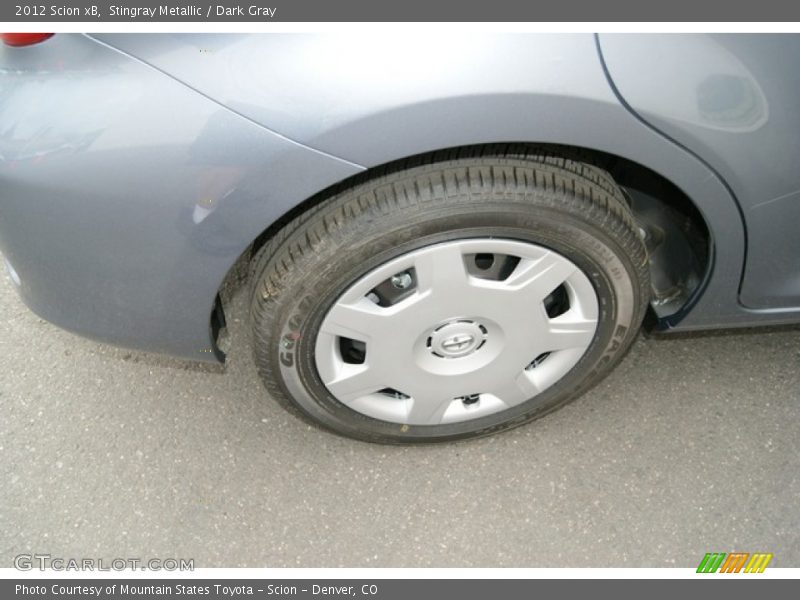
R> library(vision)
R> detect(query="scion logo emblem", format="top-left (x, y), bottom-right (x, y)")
top-left (442, 334), bottom-right (475, 352)
top-left (428, 320), bottom-right (489, 359)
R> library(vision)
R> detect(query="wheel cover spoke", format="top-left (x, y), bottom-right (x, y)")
top-left (542, 317), bottom-right (598, 352)
top-left (318, 297), bottom-right (389, 341)
top-left (405, 390), bottom-right (456, 425)
top-left (413, 242), bottom-right (471, 296)
top-left (324, 364), bottom-right (386, 404)
top-left (504, 251), bottom-right (578, 303)
top-left (488, 370), bottom-right (542, 408)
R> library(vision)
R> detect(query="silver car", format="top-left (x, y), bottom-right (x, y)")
top-left (2, 33), bottom-right (799, 443)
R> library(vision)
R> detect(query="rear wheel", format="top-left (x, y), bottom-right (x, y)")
top-left (250, 152), bottom-right (649, 443)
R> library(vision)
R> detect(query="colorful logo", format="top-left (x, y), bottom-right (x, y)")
top-left (697, 552), bottom-right (773, 573)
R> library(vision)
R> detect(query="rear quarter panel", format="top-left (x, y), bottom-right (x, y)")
top-left (94, 33), bottom-right (761, 331)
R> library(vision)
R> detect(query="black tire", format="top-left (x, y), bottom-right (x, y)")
top-left (250, 150), bottom-right (649, 444)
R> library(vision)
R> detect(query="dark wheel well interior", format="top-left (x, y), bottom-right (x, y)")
top-left (211, 143), bottom-right (711, 358)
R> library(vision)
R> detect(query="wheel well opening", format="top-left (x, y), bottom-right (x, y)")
top-left (217, 142), bottom-right (710, 351)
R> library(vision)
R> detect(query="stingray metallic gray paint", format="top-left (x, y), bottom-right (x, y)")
top-left (1, 33), bottom-right (798, 363)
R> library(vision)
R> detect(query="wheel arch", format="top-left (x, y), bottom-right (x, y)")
top-left (212, 140), bottom-right (722, 359)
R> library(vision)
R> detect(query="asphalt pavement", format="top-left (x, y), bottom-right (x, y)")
top-left (1, 252), bottom-right (798, 568)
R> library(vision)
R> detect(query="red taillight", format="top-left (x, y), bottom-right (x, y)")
top-left (1, 33), bottom-right (54, 47)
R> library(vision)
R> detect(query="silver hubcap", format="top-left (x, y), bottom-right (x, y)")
top-left (314, 239), bottom-right (599, 426)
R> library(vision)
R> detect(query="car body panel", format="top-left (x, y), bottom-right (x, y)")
top-left (599, 33), bottom-right (800, 310)
top-left (95, 32), bottom-right (795, 330)
top-left (0, 34), bottom-right (362, 362)
top-left (90, 33), bottom-right (637, 166)
top-left (1, 33), bottom-right (799, 364)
